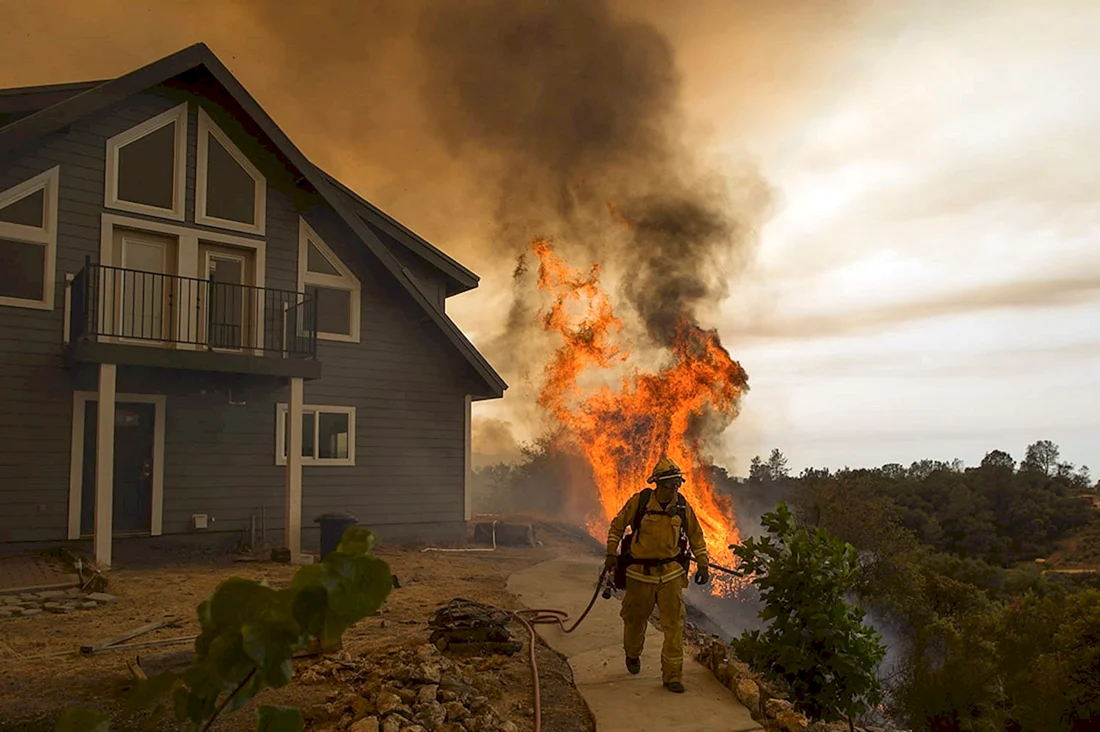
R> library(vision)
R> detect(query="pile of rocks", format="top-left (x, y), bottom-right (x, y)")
top-left (428, 599), bottom-right (522, 657)
top-left (0, 589), bottom-right (116, 618)
top-left (299, 642), bottom-right (521, 732)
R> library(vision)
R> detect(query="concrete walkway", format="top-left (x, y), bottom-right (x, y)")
top-left (508, 555), bottom-right (763, 732)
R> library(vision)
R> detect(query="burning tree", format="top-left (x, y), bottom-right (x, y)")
top-left (530, 239), bottom-right (749, 593)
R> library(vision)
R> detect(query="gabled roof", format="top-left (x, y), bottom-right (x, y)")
top-left (0, 43), bottom-right (506, 399)
top-left (318, 170), bottom-right (480, 296)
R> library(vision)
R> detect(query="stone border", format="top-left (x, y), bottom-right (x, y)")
top-left (689, 632), bottom-right (907, 732)
top-left (0, 588), bottom-right (117, 618)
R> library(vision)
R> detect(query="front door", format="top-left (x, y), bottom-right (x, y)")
top-left (80, 402), bottom-right (156, 536)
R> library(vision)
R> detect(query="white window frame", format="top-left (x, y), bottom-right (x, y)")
top-left (298, 217), bottom-right (361, 343)
top-left (275, 403), bottom-right (356, 466)
top-left (104, 103), bottom-right (187, 221)
top-left (0, 165), bottom-right (60, 311)
top-left (195, 107), bottom-right (267, 236)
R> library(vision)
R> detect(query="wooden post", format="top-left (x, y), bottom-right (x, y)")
top-left (285, 376), bottom-right (304, 557)
top-left (464, 395), bottom-right (472, 522)
top-left (94, 363), bottom-right (117, 569)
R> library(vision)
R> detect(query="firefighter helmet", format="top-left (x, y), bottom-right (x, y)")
top-left (647, 457), bottom-right (684, 484)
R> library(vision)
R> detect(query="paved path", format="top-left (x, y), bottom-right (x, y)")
top-left (0, 554), bottom-right (78, 593)
top-left (508, 555), bottom-right (763, 732)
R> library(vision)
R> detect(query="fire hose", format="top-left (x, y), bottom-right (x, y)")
top-left (508, 556), bottom-right (739, 732)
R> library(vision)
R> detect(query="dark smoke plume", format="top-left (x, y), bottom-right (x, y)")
top-left (413, 0), bottom-right (769, 354)
top-left (240, 0), bottom-right (769, 369)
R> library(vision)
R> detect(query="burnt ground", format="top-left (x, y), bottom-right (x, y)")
top-left (0, 522), bottom-right (599, 732)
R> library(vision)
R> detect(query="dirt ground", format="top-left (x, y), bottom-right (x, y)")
top-left (0, 522), bottom-right (601, 732)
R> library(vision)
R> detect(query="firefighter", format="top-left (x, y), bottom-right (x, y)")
top-left (604, 457), bottom-right (710, 693)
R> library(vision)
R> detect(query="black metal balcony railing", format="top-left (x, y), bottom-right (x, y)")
top-left (70, 259), bottom-right (317, 360)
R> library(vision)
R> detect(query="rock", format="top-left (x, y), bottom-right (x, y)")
top-left (79, 601), bottom-right (99, 610)
top-left (776, 709), bottom-right (810, 732)
top-left (440, 724), bottom-right (466, 732)
top-left (443, 701), bottom-right (468, 721)
top-left (394, 687), bottom-right (417, 704)
top-left (414, 701), bottom-right (447, 728)
top-left (1, 596), bottom-right (21, 604)
top-left (468, 696), bottom-right (489, 713)
top-left (43, 603), bottom-right (70, 614)
top-left (416, 684), bottom-right (439, 705)
top-left (766, 698), bottom-right (794, 717)
top-left (351, 696), bottom-right (376, 718)
top-left (413, 662), bottom-right (443, 684)
top-left (392, 704), bottom-right (413, 720)
top-left (714, 660), bottom-right (736, 687)
top-left (37, 590), bottom-right (68, 600)
top-left (438, 690), bottom-right (459, 703)
top-left (465, 715), bottom-right (496, 732)
top-left (736, 678), bottom-right (760, 712)
top-left (403, 726), bottom-right (427, 732)
top-left (380, 716), bottom-right (402, 732)
top-left (87, 592), bottom-right (117, 604)
top-left (499, 722), bottom-right (519, 732)
top-left (349, 718), bottom-right (379, 732)
top-left (376, 691), bottom-right (403, 716)
top-left (20, 608), bottom-right (42, 617)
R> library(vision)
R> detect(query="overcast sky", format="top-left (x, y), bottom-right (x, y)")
top-left (3, 0), bottom-right (1096, 476)
top-left (699, 0), bottom-right (1100, 475)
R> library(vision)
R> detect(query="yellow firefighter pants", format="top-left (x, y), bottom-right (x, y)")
top-left (620, 575), bottom-right (686, 683)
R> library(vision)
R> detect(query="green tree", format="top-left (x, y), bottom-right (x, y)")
top-left (57, 527), bottom-right (392, 732)
top-left (730, 502), bottom-right (887, 727)
top-left (767, 448), bottom-right (790, 481)
top-left (1022, 440), bottom-right (1060, 476)
top-left (748, 455), bottom-right (769, 483)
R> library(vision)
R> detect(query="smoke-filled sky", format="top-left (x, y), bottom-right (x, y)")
top-left (3, 0), bottom-right (1097, 476)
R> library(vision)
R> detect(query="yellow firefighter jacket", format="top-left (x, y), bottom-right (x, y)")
top-left (606, 490), bottom-right (709, 584)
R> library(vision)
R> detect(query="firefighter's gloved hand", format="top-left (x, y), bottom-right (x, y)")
top-left (693, 564), bottom-right (710, 585)
top-left (604, 555), bottom-right (618, 573)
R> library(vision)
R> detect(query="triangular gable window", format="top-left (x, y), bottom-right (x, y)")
top-left (0, 166), bottom-right (59, 310)
top-left (0, 187), bottom-right (45, 228)
top-left (307, 241), bottom-right (341, 276)
top-left (105, 103), bottom-right (187, 220)
top-left (299, 218), bottom-right (360, 343)
top-left (196, 108), bottom-right (266, 235)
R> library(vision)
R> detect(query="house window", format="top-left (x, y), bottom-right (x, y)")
top-left (298, 218), bottom-right (360, 342)
top-left (275, 403), bottom-right (355, 466)
top-left (0, 166), bottom-right (59, 310)
top-left (196, 108), bottom-right (266, 235)
top-left (105, 103), bottom-right (187, 220)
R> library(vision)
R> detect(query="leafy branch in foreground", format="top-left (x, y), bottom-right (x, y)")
top-left (730, 502), bottom-right (887, 727)
top-left (57, 527), bottom-right (392, 732)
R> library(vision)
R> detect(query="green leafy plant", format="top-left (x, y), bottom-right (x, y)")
top-left (731, 502), bottom-right (887, 727)
top-left (56, 527), bottom-right (391, 732)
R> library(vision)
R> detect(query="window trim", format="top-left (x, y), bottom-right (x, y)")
top-left (0, 165), bottom-right (60, 311)
top-left (104, 103), bottom-right (187, 221)
top-left (195, 107), bottom-right (267, 235)
top-left (275, 403), bottom-right (356, 466)
top-left (298, 217), bottom-right (361, 343)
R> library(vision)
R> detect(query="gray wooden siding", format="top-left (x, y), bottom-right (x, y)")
top-left (0, 85), bottom-right (474, 545)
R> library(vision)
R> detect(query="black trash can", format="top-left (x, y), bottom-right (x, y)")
top-left (315, 511), bottom-right (359, 560)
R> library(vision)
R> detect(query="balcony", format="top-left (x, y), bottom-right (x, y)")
top-left (66, 259), bottom-right (321, 379)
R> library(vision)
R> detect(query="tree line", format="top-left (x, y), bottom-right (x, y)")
top-left (722, 441), bottom-right (1100, 731)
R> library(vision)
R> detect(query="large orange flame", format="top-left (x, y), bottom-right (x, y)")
top-left (531, 238), bottom-right (748, 595)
